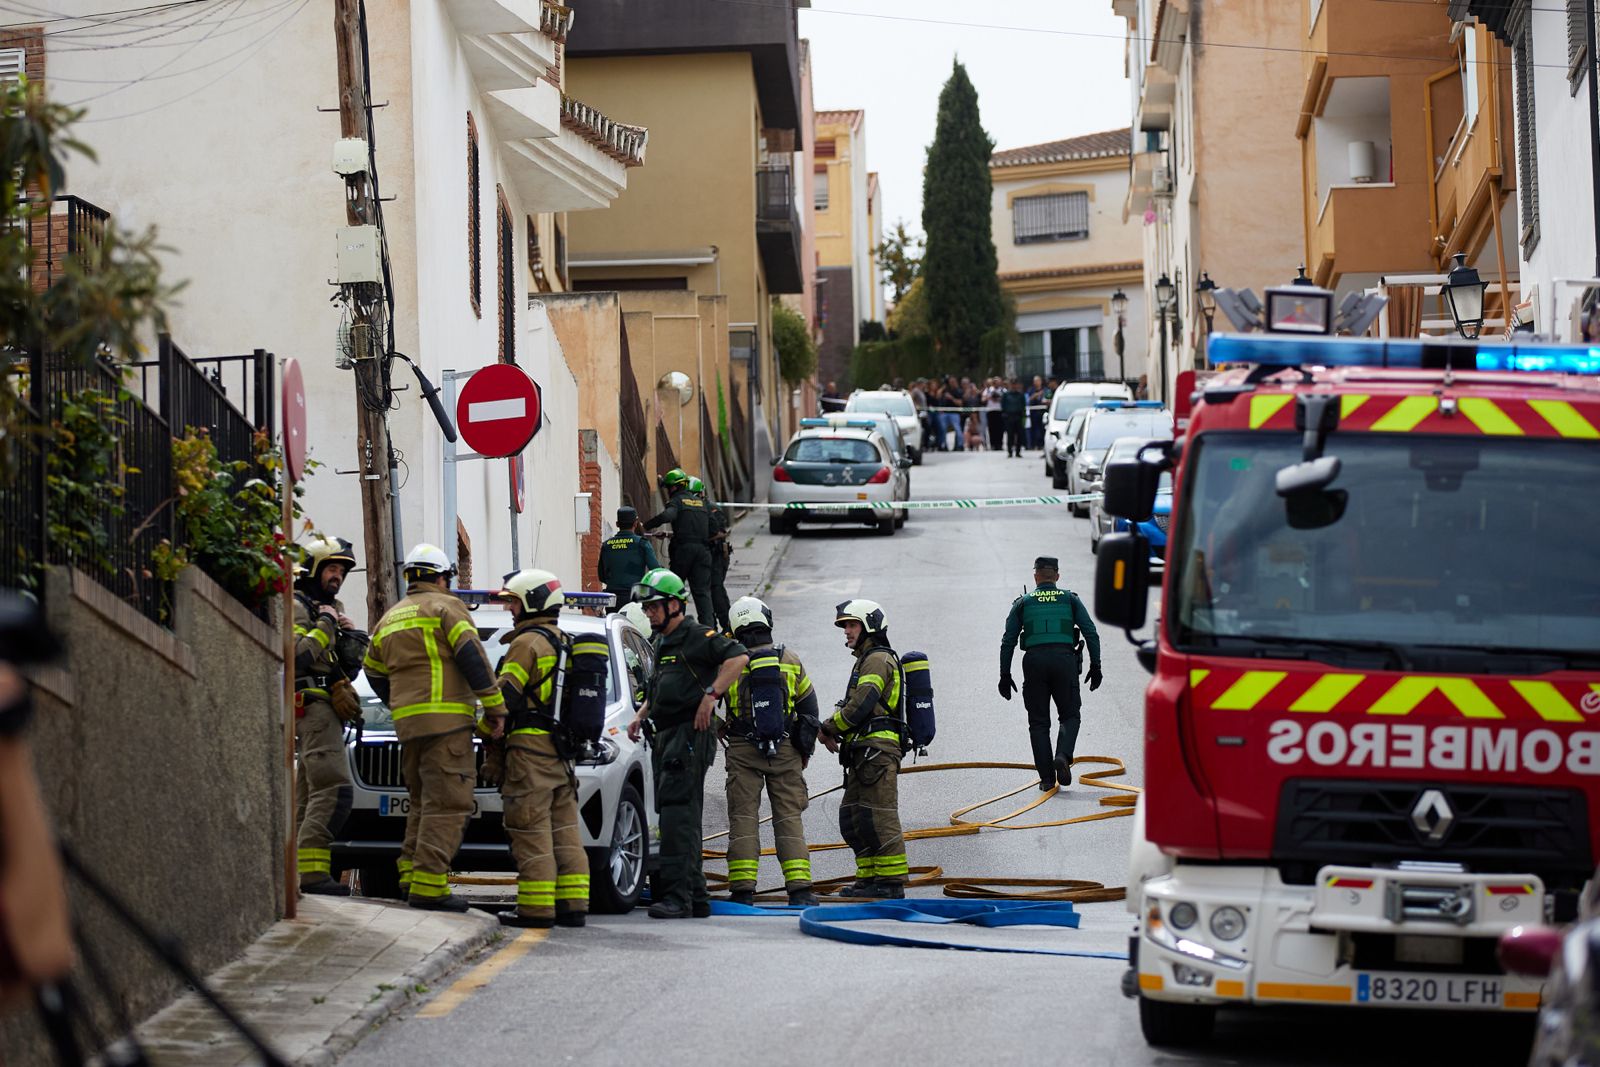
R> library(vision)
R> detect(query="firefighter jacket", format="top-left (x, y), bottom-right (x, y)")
top-left (293, 592), bottom-right (344, 702)
top-left (828, 638), bottom-right (903, 755)
top-left (643, 488), bottom-right (711, 546)
top-left (1001, 582), bottom-right (1101, 675)
top-left (646, 620), bottom-right (746, 728)
top-left (496, 617), bottom-right (562, 749)
top-left (596, 531), bottom-right (660, 591)
top-left (362, 583), bottom-right (505, 741)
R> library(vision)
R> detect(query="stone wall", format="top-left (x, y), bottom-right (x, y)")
top-left (1, 565), bottom-right (287, 1063)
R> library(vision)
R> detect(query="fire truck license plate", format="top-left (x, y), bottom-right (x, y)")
top-left (1356, 973), bottom-right (1501, 1008)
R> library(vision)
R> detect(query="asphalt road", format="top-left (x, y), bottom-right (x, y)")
top-left (338, 448), bottom-right (1536, 1067)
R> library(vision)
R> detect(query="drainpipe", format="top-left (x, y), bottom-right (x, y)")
top-left (1589, 0), bottom-right (1600, 276)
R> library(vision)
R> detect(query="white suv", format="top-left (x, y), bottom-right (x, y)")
top-left (1045, 382), bottom-right (1133, 485)
top-left (334, 606), bottom-right (659, 914)
top-left (844, 389), bottom-right (924, 464)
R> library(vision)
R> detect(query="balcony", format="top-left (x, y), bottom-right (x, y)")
top-left (26, 195), bottom-right (108, 292)
top-left (502, 95), bottom-right (645, 212)
top-left (755, 164), bottom-right (803, 294)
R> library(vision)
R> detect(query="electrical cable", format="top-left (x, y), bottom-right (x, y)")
top-left (62, 0), bottom-right (256, 104)
top-left (44, 0), bottom-right (304, 70)
top-left (0, 0), bottom-right (214, 30)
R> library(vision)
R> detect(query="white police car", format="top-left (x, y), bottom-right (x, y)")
top-left (767, 418), bottom-right (911, 535)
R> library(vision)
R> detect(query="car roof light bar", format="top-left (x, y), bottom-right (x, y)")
top-left (1094, 399), bottom-right (1167, 409)
top-left (1208, 333), bottom-right (1600, 374)
top-left (800, 417), bottom-right (880, 428)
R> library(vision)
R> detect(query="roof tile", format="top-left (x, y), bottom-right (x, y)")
top-left (991, 128), bottom-right (1131, 168)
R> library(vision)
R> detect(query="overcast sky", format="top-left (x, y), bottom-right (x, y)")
top-left (800, 0), bottom-right (1133, 242)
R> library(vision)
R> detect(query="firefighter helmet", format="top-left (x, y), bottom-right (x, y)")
top-left (497, 569), bottom-right (563, 616)
top-left (303, 536), bottom-right (357, 578)
top-left (686, 475), bottom-right (705, 495)
top-left (661, 468), bottom-right (689, 491)
top-left (632, 568), bottom-right (688, 606)
top-left (401, 543), bottom-right (453, 583)
top-left (834, 599), bottom-right (887, 634)
top-left (729, 596), bottom-right (773, 635)
top-left (619, 601), bottom-right (649, 633)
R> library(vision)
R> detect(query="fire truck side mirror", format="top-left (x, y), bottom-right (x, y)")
top-left (1095, 533), bottom-right (1150, 631)
top-left (1102, 460), bottom-right (1160, 521)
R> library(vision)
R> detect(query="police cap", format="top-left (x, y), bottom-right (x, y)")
top-left (1033, 556), bottom-right (1059, 572)
top-left (616, 506), bottom-right (638, 527)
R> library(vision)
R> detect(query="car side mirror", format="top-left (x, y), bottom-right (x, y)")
top-left (770, 456), bottom-right (780, 466)
top-left (1498, 924), bottom-right (1564, 979)
top-left (897, 457), bottom-right (913, 469)
top-left (1095, 533), bottom-right (1150, 631)
top-left (1103, 460), bottom-right (1161, 521)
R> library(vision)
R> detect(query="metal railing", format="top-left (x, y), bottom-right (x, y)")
top-left (756, 165), bottom-right (800, 229)
top-left (729, 385), bottom-right (751, 479)
top-left (699, 394), bottom-right (727, 502)
top-left (655, 421), bottom-right (678, 486)
top-left (25, 195), bottom-right (109, 292)
top-left (0, 395), bottom-right (45, 597)
top-left (618, 329), bottom-right (652, 513)
top-left (129, 337), bottom-right (274, 472)
top-left (561, 95), bottom-right (648, 167)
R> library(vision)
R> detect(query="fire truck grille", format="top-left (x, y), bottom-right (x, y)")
top-left (353, 740), bottom-right (494, 790)
top-left (1273, 779), bottom-right (1592, 883)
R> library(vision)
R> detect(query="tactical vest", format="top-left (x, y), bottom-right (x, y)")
top-left (1020, 588), bottom-right (1080, 651)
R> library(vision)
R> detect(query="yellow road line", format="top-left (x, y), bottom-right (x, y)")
top-left (416, 929), bottom-right (547, 1019)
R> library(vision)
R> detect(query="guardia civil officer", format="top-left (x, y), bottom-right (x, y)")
top-left (490, 570), bottom-right (589, 929)
top-left (689, 476), bottom-right (734, 633)
top-left (597, 506), bottom-right (660, 607)
top-left (999, 556), bottom-right (1102, 791)
top-left (292, 536), bottom-right (368, 896)
top-left (722, 596), bottom-right (820, 907)
top-left (642, 469), bottom-right (717, 623)
top-left (625, 569), bottom-right (748, 919)
top-left (363, 545), bottom-right (506, 910)
top-left (821, 600), bottom-right (908, 899)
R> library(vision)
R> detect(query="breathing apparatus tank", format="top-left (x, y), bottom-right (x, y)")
top-left (902, 651), bottom-right (935, 755)
top-left (745, 649), bottom-right (788, 760)
top-left (558, 634), bottom-right (610, 749)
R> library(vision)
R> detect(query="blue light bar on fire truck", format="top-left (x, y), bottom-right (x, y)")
top-left (1208, 333), bottom-right (1600, 375)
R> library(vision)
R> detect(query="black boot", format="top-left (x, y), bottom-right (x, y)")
top-left (1038, 778), bottom-right (1054, 792)
top-left (844, 879), bottom-right (877, 897)
top-left (555, 911), bottom-right (587, 928)
top-left (729, 890), bottom-right (757, 906)
top-left (861, 882), bottom-right (905, 900)
top-left (648, 898), bottom-right (692, 919)
top-left (692, 900), bottom-right (712, 918)
top-left (408, 893), bottom-right (470, 913)
top-left (301, 878), bottom-right (351, 898)
top-left (1055, 756), bottom-right (1073, 788)
top-left (788, 889), bottom-right (820, 907)
top-left (499, 911), bottom-right (554, 929)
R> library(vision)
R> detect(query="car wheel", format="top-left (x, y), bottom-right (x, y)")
top-left (910, 447), bottom-right (922, 466)
top-left (588, 782), bottom-right (648, 914)
top-left (1051, 460), bottom-right (1069, 491)
top-left (877, 515), bottom-right (896, 536)
top-left (1138, 996), bottom-right (1216, 1048)
top-left (354, 860), bottom-right (404, 900)
top-left (769, 514), bottom-right (791, 536)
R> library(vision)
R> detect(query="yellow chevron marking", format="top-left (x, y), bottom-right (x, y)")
top-left (1368, 677), bottom-right (1503, 719)
top-left (1190, 669), bottom-right (1210, 688)
top-left (1249, 394), bottom-right (1295, 429)
top-left (1288, 674), bottom-right (1365, 713)
top-left (1212, 671), bottom-right (1287, 711)
top-left (1370, 395), bottom-right (1437, 432)
top-left (1510, 680), bottom-right (1584, 723)
top-left (1457, 397), bottom-right (1524, 436)
top-left (1339, 394), bottom-right (1369, 419)
top-left (1529, 399), bottom-right (1600, 439)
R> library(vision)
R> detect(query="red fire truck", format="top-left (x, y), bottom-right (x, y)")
top-left (1094, 327), bottom-right (1600, 1046)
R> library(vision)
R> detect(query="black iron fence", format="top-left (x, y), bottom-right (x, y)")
top-left (0, 397), bottom-right (45, 598)
top-left (618, 328), bottom-right (652, 514)
top-left (25, 196), bottom-right (110, 291)
top-left (129, 337), bottom-right (274, 472)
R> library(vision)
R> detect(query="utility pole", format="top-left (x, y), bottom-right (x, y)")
top-left (334, 0), bottom-right (399, 621)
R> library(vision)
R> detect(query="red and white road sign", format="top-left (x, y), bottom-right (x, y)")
top-left (456, 363), bottom-right (542, 458)
top-left (509, 454), bottom-right (525, 514)
top-left (282, 358), bottom-right (307, 482)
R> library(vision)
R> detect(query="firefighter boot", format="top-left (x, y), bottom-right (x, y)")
top-left (729, 890), bottom-right (757, 907)
top-left (499, 911), bottom-right (555, 929)
top-left (301, 877), bottom-right (351, 898)
top-left (408, 892), bottom-right (471, 913)
top-left (788, 889), bottom-right (820, 907)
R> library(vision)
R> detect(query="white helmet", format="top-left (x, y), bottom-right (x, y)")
top-left (728, 596), bottom-right (773, 635)
top-left (619, 601), bottom-right (649, 633)
top-left (834, 598), bottom-right (887, 634)
top-left (497, 569), bottom-right (563, 616)
top-left (402, 543), bottom-right (453, 582)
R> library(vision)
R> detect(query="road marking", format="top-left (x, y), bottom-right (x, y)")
top-left (416, 928), bottom-right (547, 1019)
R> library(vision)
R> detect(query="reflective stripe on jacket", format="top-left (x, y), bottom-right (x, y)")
top-left (498, 620), bottom-right (562, 744)
top-left (362, 584), bottom-right (504, 740)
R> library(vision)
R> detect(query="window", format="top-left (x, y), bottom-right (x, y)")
top-left (814, 167), bottom-right (830, 211)
top-left (784, 437), bottom-right (879, 463)
top-left (1013, 192), bottom-right (1089, 243)
top-left (1463, 28), bottom-right (1480, 129)
top-left (527, 215), bottom-right (550, 293)
top-left (815, 138), bottom-right (837, 159)
top-left (553, 215), bottom-right (568, 290)
top-left (0, 49), bottom-right (23, 83)
top-left (1514, 24), bottom-right (1540, 252)
top-left (497, 188), bottom-right (514, 363)
top-left (1569, 0), bottom-right (1591, 93)
top-left (467, 112), bottom-right (481, 316)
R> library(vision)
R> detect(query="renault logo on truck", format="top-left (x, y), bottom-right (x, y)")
top-left (1411, 789), bottom-right (1454, 842)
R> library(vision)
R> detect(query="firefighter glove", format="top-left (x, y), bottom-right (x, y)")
top-left (1086, 663), bottom-right (1103, 692)
top-left (998, 674), bottom-right (1015, 701)
top-left (328, 678), bottom-right (361, 722)
top-left (480, 739), bottom-right (505, 788)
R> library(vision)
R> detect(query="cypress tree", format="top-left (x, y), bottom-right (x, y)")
top-left (921, 60), bottom-right (1003, 374)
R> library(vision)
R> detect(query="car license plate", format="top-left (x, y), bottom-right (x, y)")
top-left (378, 795), bottom-right (479, 817)
top-left (1356, 973), bottom-right (1502, 1008)
top-left (810, 506), bottom-right (848, 515)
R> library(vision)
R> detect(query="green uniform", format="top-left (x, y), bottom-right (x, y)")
top-left (707, 496), bottom-right (733, 632)
top-left (1001, 583), bottom-right (1101, 787)
top-left (722, 645), bottom-right (820, 892)
top-left (646, 618), bottom-right (747, 910)
top-left (597, 531), bottom-right (660, 605)
top-left (644, 490), bottom-right (715, 623)
top-left (827, 638), bottom-right (908, 887)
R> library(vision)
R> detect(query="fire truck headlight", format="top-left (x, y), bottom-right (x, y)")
top-left (1168, 902), bottom-right (1198, 930)
top-left (1210, 906), bottom-right (1247, 942)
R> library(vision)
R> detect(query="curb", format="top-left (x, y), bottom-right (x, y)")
top-left (295, 909), bottom-right (500, 1067)
top-left (729, 510), bottom-right (792, 600)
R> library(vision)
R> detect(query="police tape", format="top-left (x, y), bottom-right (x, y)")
top-left (724, 492), bottom-right (1101, 512)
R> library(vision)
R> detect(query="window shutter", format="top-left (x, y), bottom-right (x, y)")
top-left (1569, 0), bottom-right (1591, 92)
top-left (0, 49), bottom-right (23, 83)
top-left (1012, 192), bottom-right (1090, 243)
top-left (1515, 25), bottom-right (1541, 252)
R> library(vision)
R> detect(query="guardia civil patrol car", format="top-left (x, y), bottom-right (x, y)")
top-left (767, 418), bottom-right (911, 536)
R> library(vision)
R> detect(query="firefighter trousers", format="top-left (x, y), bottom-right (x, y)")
top-left (295, 700), bottom-right (353, 887)
top-left (710, 546), bottom-right (732, 633)
top-left (502, 736), bottom-right (589, 919)
top-left (1023, 646), bottom-right (1081, 785)
top-left (670, 543), bottom-right (716, 624)
top-left (838, 743), bottom-right (907, 885)
top-left (724, 738), bottom-right (811, 891)
top-left (651, 721), bottom-right (714, 909)
top-left (398, 727), bottom-right (476, 901)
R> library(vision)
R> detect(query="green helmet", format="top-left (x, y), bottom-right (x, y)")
top-left (686, 475), bottom-right (704, 494)
top-left (632, 568), bottom-right (688, 606)
top-left (662, 468), bottom-right (689, 491)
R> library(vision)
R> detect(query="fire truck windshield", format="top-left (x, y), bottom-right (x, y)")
top-left (1170, 432), bottom-right (1600, 664)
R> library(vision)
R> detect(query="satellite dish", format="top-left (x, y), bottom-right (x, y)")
top-left (657, 370), bottom-right (693, 406)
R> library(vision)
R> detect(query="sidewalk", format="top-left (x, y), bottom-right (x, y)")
top-left (721, 504), bottom-right (792, 601)
top-left (128, 897), bottom-right (497, 1067)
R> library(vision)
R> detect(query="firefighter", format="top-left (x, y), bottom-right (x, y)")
top-left (999, 556), bottom-right (1102, 791)
top-left (625, 569), bottom-right (748, 919)
top-left (363, 544), bottom-right (505, 911)
top-left (597, 506), bottom-right (659, 607)
top-left (292, 536), bottom-right (368, 896)
top-left (820, 599), bottom-right (908, 899)
top-left (490, 569), bottom-right (589, 929)
top-left (689, 476), bottom-right (735, 634)
top-left (642, 469), bottom-right (716, 624)
top-left (721, 596), bottom-right (820, 907)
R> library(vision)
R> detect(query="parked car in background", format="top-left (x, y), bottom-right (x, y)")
top-left (1044, 381), bottom-right (1133, 480)
top-left (334, 605), bottom-right (658, 914)
top-left (845, 389), bottom-right (924, 463)
top-left (1089, 439), bottom-right (1173, 570)
top-left (1065, 401), bottom-right (1171, 512)
top-left (1049, 407), bottom-right (1092, 489)
top-left (811, 411), bottom-right (911, 474)
top-left (768, 419), bottom-right (910, 535)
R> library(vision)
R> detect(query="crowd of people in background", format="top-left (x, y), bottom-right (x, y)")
top-left (821, 374), bottom-right (1061, 453)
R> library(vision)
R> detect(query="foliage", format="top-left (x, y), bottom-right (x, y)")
top-left (978, 291), bottom-right (1021, 377)
top-left (859, 321), bottom-right (888, 344)
top-left (920, 61), bottom-right (1005, 376)
top-left (876, 220), bottom-right (923, 304)
top-left (45, 386), bottom-right (131, 579)
top-left (850, 334), bottom-right (937, 387)
top-left (771, 300), bottom-right (817, 385)
top-left (152, 430), bottom-right (303, 612)
top-left (886, 276), bottom-right (930, 339)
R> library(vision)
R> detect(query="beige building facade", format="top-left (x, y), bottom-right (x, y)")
top-left (813, 109), bottom-right (883, 388)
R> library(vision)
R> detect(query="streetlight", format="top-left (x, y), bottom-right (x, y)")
top-left (1111, 288), bottom-right (1128, 384)
top-left (1154, 273), bottom-right (1175, 404)
top-left (1196, 272), bottom-right (1218, 369)
top-left (1155, 273), bottom-right (1175, 311)
top-left (1441, 252), bottom-right (1488, 339)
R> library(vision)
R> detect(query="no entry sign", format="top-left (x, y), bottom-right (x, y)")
top-left (456, 363), bottom-right (542, 458)
top-left (282, 358), bottom-right (307, 482)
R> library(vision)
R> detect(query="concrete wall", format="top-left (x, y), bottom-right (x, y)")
top-left (817, 264), bottom-right (856, 389)
top-left (543, 292), bottom-right (626, 463)
top-left (0, 567), bottom-right (285, 1064)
